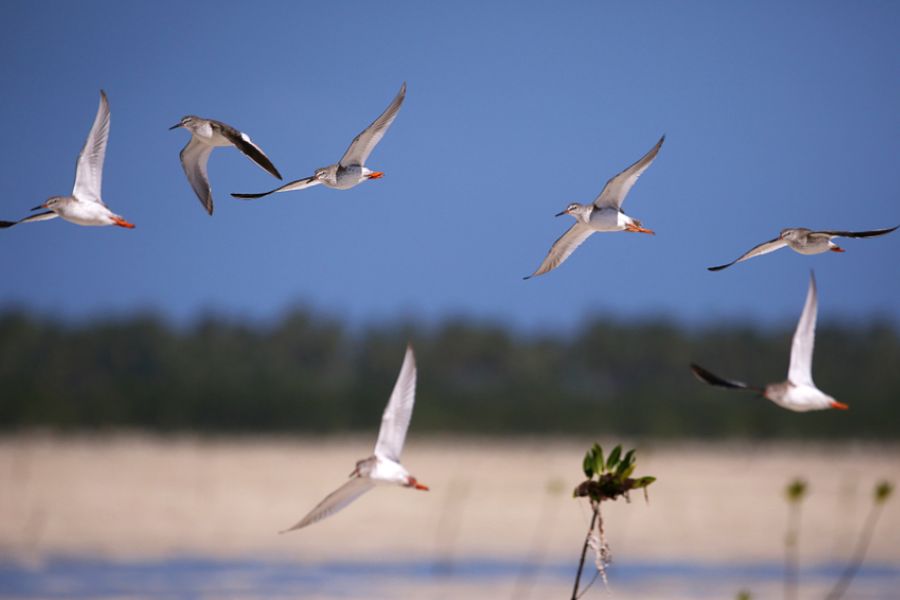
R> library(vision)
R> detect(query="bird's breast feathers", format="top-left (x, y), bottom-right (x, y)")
top-left (589, 207), bottom-right (628, 231)
top-left (370, 457), bottom-right (409, 484)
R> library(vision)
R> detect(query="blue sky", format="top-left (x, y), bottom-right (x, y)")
top-left (0, 1), bottom-right (897, 330)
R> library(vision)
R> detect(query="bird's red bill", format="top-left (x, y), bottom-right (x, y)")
top-left (367, 171), bottom-right (384, 180)
top-left (830, 400), bottom-right (849, 410)
top-left (830, 247), bottom-right (845, 253)
top-left (625, 223), bottom-right (655, 235)
top-left (112, 216), bottom-right (136, 229)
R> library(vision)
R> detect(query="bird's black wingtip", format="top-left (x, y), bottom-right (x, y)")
top-left (689, 363), bottom-right (757, 392)
top-left (689, 363), bottom-right (720, 385)
top-left (0, 221), bottom-right (17, 229)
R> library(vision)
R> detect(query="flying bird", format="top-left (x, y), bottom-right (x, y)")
top-left (690, 272), bottom-right (847, 412)
top-left (1, 91), bottom-right (134, 230)
top-left (232, 82), bottom-right (406, 200)
top-left (169, 115), bottom-right (282, 215)
top-left (281, 344), bottom-right (428, 533)
top-left (707, 225), bottom-right (898, 271)
top-left (525, 135), bottom-right (664, 279)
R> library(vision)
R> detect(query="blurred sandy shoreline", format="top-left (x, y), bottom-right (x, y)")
top-left (1, 433), bottom-right (898, 566)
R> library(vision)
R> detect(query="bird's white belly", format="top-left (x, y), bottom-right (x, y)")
top-left (791, 241), bottom-right (829, 255)
top-left (196, 123), bottom-right (231, 147)
top-left (370, 457), bottom-right (409, 485)
top-left (767, 382), bottom-right (833, 412)
top-left (588, 208), bottom-right (627, 232)
top-left (328, 166), bottom-right (364, 190)
top-left (57, 199), bottom-right (112, 226)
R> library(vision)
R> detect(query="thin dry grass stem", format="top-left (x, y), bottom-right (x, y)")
top-left (433, 478), bottom-right (470, 576)
top-left (784, 501), bottom-right (801, 600)
top-left (571, 506), bottom-right (599, 600)
top-left (576, 571), bottom-right (601, 600)
top-left (784, 478), bottom-right (807, 600)
top-left (825, 481), bottom-right (893, 600)
top-left (511, 479), bottom-right (564, 600)
top-left (586, 503), bottom-right (611, 592)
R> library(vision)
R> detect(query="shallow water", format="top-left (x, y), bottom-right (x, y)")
top-left (2, 556), bottom-right (898, 600)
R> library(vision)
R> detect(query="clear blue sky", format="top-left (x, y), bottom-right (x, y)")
top-left (1, 1), bottom-right (897, 330)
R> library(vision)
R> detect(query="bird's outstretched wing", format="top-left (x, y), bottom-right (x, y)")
top-left (231, 176), bottom-right (321, 200)
top-left (339, 82), bottom-right (406, 168)
top-left (690, 363), bottom-right (762, 392)
top-left (787, 272), bottom-right (817, 387)
top-left (707, 237), bottom-right (787, 271)
top-left (280, 477), bottom-right (375, 533)
top-left (525, 223), bottom-right (594, 279)
top-left (180, 138), bottom-right (216, 214)
top-left (215, 121), bottom-right (282, 180)
top-left (593, 135), bottom-right (665, 210)
top-left (373, 345), bottom-right (417, 462)
top-left (72, 90), bottom-right (110, 206)
top-left (0, 211), bottom-right (59, 228)
top-left (817, 225), bottom-right (899, 239)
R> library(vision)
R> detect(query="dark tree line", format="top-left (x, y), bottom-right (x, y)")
top-left (0, 309), bottom-right (898, 438)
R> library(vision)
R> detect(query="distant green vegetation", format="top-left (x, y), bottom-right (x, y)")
top-left (0, 309), bottom-right (898, 438)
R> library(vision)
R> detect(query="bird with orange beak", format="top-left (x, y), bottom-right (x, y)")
top-left (280, 344), bottom-right (428, 533)
top-left (525, 135), bottom-right (664, 279)
top-left (232, 82), bottom-right (406, 200)
top-left (0, 91), bottom-right (135, 230)
top-left (690, 272), bottom-right (848, 412)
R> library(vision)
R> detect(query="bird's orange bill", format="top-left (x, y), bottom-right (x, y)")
top-left (112, 216), bottom-right (136, 229)
top-left (407, 476), bottom-right (429, 490)
top-left (625, 223), bottom-right (655, 235)
top-left (830, 400), bottom-right (849, 410)
top-left (830, 246), bottom-right (845, 253)
top-left (366, 171), bottom-right (384, 180)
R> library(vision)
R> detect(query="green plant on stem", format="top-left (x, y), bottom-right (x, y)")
top-left (825, 480), bottom-right (894, 600)
top-left (570, 443), bottom-right (655, 600)
top-left (784, 477), bottom-right (808, 600)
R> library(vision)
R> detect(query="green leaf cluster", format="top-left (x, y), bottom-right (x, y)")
top-left (785, 478), bottom-right (808, 503)
top-left (575, 443), bottom-right (655, 503)
top-left (874, 480), bottom-right (893, 504)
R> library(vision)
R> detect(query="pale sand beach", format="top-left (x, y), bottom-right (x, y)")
top-left (1, 433), bottom-right (897, 568)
